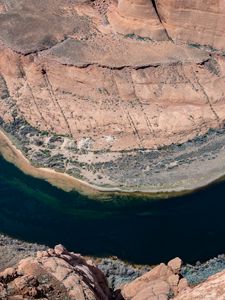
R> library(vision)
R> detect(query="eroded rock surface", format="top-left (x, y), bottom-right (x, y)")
top-left (1, 243), bottom-right (225, 300)
top-left (175, 269), bottom-right (225, 300)
top-left (1, 0), bottom-right (225, 193)
top-left (107, 0), bottom-right (168, 40)
top-left (121, 257), bottom-right (188, 300)
top-left (156, 0), bottom-right (225, 51)
top-left (0, 244), bottom-right (111, 300)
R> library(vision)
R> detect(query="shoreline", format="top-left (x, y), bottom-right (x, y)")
top-left (1, 128), bottom-right (225, 199)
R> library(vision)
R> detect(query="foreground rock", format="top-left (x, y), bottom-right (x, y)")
top-left (1, 243), bottom-right (225, 299)
top-left (175, 269), bottom-right (225, 300)
top-left (0, 244), bottom-right (111, 300)
top-left (121, 257), bottom-right (188, 299)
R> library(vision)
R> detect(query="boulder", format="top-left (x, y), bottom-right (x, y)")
top-left (168, 257), bottom-right (182, 274)
top-left (121, 258), bottom-right (187, 299)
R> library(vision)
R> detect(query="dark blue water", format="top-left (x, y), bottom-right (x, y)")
top-left (0, 155), bottom-right (225, 265)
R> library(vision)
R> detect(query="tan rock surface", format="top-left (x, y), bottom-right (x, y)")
top-left (0, 244), bottom-right (111, 300)
top-left (121, 259), bottom-right (188, 299)
top-left (156, 0), bottom-right (225, 51)
top-left (0, 234), bottom-right (47, 272)
top-left (121, 257), bottom-right (225, 300)
top-left (168, 257), bottom-right (182, 274)
top-left (175, 269), bottom-right (225, 300)
top-left (107, 0), bottom-right (168, 40)
top-left (1, 244), bottom-right (225, 300)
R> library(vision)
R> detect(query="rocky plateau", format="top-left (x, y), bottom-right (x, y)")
top-left (0, 0), bottom-right (225, 194)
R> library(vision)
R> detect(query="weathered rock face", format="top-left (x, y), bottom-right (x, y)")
top-left (156, 0), bottom-right (225, 51)
top-left (120, 257), bottom-right (225, 300)
top-left (1, 0), bottom-right (225, 193)
top-left (108, 0), bottom-right (225, 51)
top-left (1, 244), bottom-right (225, 300)
top-left (107, 0), bottom-right (168, 40)
top-left (0, 244), bottom-right (111, 300)
top-left (175, 269), bottom-right (225, 300)
top-left (121, 257), bottom-right (188, 300)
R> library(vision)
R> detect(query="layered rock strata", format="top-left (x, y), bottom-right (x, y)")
top-left (156, 0), bottom-right (225, 51)
top-left (107, 0), bottom-right (168, 40)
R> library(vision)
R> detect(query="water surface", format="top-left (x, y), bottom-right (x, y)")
top-left (0, 155), bottom-right (225, 265)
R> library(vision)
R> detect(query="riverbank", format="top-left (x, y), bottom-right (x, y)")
top-left (2, 126), bottom-right (225, 199)
top-left (0, 129), bottom-right (103, 198)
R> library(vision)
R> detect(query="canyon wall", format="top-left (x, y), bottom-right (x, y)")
top-left (156, 0), bottom-right (225, 51)
top-left (0, 0), bottom-right (225, 192)
top-left (109, 0), bottom-right (225, 51)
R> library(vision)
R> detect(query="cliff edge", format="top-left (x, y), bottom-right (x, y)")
top-left (1, 244), bottom-right (225, 299)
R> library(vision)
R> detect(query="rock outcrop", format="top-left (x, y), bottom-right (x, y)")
top-left (0, 244), bottom-right (111, 300)
top-left (121, 257), bottom-right (188, 299)
top-left (108, 0), bottom-right (225, 51)
top-left (175, 269), bottom-right (225, 300)
top-left (107, 0), bottom-right (168, 40)
top-left (1, 244), bottom-right (225, 300)
top-left (121, 258), bottom-right (225, 300)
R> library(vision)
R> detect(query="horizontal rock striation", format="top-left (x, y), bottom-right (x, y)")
top-left (156, 0), bottom-right (225, 51)
top-left (107, 0), bottom-right (169, 40)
